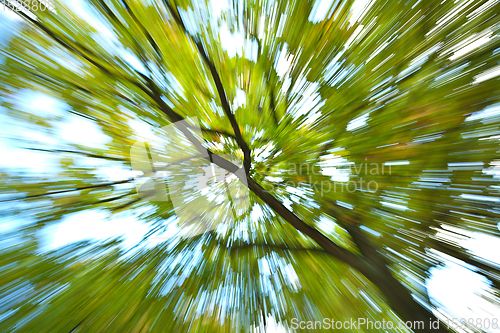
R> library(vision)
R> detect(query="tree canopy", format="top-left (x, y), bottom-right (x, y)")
top-left (1, 0), bottom-right (500, 332)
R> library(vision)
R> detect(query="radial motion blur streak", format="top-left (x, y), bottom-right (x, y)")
top-left (1, 0), bottom-right (500, 332)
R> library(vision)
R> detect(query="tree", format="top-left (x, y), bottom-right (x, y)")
top-left (0, 0), bottom-right (499, 332)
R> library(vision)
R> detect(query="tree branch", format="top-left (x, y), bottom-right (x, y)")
top-left (137, 52), bottom-right (365, 270)
top-left (139, 75), bottom-right (245, 181)
top-left (23, 147), bottom-right (126, 162)
top-left (201, 128), bottom-right (237, 140)
top-left (122, 0), bottom-right (164, 63)
top-left (247, 177), bottom-right (367, 271)
top-left (219, 242), bottom-right (328, 254)
top-left (164, 1), bottom-right (252, 173)
top-left (430, 239), bottom-right (500, 289)
top-left (18, 11), bottom-right (114, 78)
top-left (132, 43), bottom-right (367, 270)
top-left (18, 2), bottom-right (367, 277)
top-left (269, 83), bottom-right (279, 125)
top-left (0, 179), bottom-right (133, 203)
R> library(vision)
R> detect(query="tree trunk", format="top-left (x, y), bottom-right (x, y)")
top-left (360, 261), bottom-right (449, 332)
top-left (249, 180), bottom-right (452, 332)
top-left (343, 221), bottom-right (450, 332)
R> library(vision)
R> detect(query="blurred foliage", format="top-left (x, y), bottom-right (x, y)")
top-left (1, 0), bottom-right (500, 332)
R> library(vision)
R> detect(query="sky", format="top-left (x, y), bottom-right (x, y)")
top-left (1, 0), bottom-right (500, 331)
